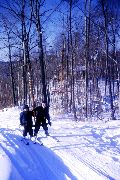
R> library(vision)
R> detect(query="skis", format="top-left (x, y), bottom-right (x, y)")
top-left (21, 137), bottom-right (43, 146)
top-left (34, 136), bottom-right (43, 145)
top-left (21, 138), bottom-right (29, 145)
top-left (48, 135), bottom-right (60, 142)
top-left (44, 133), bottom-right (60, 142)
top-left (20, 134), bottom-right (59, 146)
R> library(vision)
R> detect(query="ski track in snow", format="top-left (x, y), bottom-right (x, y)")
top-left (0, 107), bottom-right (120, 180)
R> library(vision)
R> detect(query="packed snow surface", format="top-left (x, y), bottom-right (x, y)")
top-left (0, 107), bottom-right (120, 180)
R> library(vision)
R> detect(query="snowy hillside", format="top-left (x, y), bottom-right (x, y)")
top-left (0, 107), bottom-right (120, 180)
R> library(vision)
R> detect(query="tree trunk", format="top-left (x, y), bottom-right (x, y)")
top-left (84, 0), bottom-right (91, 119)
top-left (31, 0), bottom-right (48, 105)
top-left (22, 0), bottom-right (27, 105)
top-left (101, 0), bottom-right (115, 120)
top-left (8, 36), bottom-right (17, 106)
top-left (69, 0), bottom-right (77, 120)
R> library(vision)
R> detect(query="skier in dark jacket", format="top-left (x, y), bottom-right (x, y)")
top-left (20, 105), bottom-right (33, 138)
top-left (33, 102), bottom-right (51, 137)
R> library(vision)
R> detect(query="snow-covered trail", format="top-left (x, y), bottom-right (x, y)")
top-left (0, 107), bottom-right (120, 180)
top-left (49, 117), bottom-right (120, 180)
top-left (0, 128), bottom-right (76, 180)
top-left (0, 108), bottom-right (77, 180)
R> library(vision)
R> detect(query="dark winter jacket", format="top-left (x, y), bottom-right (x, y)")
top-left (20, 111), bottom-right (33, 127)
top-left (33, 106), bottom-right (50, 125)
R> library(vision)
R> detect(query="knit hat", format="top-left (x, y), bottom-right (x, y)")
top-left (23, 104), bottom-right (29, 110)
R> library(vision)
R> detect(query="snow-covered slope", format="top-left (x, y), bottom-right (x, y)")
top-left (0, 107), bottom-right (120, 180)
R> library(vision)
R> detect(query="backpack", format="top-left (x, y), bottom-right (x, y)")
top-left (20, 112), bottom-right (27, 126)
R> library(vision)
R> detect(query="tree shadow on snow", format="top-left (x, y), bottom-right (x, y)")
top-left (0, 128), bottom-right (77, 180)
top-left (90, 127), bottom-right (120, 155)
top-left (48, 125), bottom-right (118, 180)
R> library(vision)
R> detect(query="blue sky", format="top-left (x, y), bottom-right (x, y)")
top-left (0, 0), bottom-right (66, 60)
top-left (42, 0), bottom-right (67, 48)
top-left (0, 0), bottom-right (120, 61)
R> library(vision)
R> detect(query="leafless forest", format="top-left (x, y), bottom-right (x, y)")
top-left (0, 0), bottom-right (120, 121)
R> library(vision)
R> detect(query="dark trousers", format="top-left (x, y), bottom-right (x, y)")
top-left (34, 119), bottom-right (48, 135)
top-left (23, 126), bottom-right (33, 137)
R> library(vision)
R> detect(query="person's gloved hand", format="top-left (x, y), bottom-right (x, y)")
top-left (20, 123), bottom-right (24, 126)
